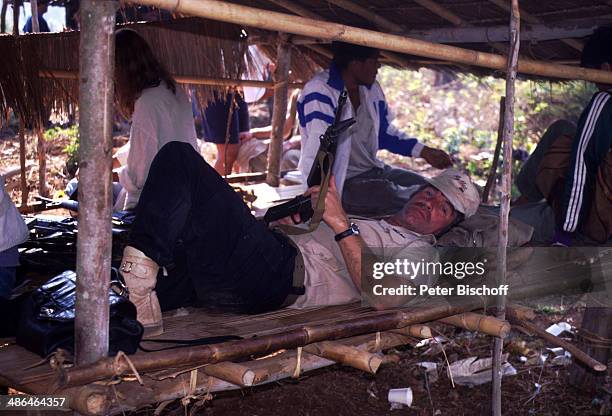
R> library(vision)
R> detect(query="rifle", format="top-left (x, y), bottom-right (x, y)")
top-left (264, 89), bottom-right (355, 224)
top-left (35, 196), bottom-right (79, 212)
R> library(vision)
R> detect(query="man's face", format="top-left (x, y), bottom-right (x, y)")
top-left (349, 53), bottom-right (381, 86)
top-left (392, 186), bottom-right (458, 235)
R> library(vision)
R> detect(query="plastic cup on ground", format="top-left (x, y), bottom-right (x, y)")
top-left (388, 388), bottom-right (413, 407)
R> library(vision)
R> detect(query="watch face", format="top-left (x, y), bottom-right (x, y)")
top-left (350, 223), bottom-right (360, 236)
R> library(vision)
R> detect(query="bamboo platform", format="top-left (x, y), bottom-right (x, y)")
top-left (0, 300), bottom-right (485, 415)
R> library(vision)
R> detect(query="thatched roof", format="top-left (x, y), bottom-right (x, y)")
top-left (1, 0), bottom-right (609, 128)
top-left (0, 17), bottom-right (254, 129)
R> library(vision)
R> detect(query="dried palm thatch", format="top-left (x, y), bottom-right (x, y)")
top-left (0, 17), bottom-right (256, 130)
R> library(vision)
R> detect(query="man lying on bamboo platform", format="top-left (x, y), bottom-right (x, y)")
top-left (118, 141), bottom-right (479, 337)
top-left (512, 27), bottom-right (612, 246)
top-left (297, 42), bottom-right (454, 218)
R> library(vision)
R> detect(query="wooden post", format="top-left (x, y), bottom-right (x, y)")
top-left (1, 0), bottom-right (7, 33)
top-left (128, 0), bottom-right (612, 84)
top-left (18, 117), bottom-right (28, 205)
top-left (492, 1), bottom-right (520, 415)
top-left (11, 0), bottom-right (19, 35)
top-left (36, 129), bottom-right (47, 197)
top-left (29, 0), bottom-right (39, 32)
top-left (482, 97), bottom-right (506, 204)
top-left (265, 34), bottom-right (291, 187)
top-left (74, 0), bottom-right (117, 366)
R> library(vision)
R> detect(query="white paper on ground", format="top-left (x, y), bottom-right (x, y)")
top-left (448, 355), bottom-right (517, 387)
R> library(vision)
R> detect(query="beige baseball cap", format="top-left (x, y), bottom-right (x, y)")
top-left (426, 169), bottom-right (480, 218)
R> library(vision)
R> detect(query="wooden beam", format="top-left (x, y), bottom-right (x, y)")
top-left (413, 0), bottom-right (465, 27)
top-left (38, 69), bottom-right (304, 88)
top-left (266, 36), bottom-right (291, 187)
top-left (325, 0), bottom-right (403, 33)
top-left (487, 0), bottom-right (583, 51)
top-left (268, 0), bottom-right (411, 68)
top-left (406, 16), bottom-right (608, 44)
top-left (414, 0), bottom-right (508, 54)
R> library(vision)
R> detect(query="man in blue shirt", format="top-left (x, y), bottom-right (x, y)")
top-left (23, 1), bottom-right (50, 33)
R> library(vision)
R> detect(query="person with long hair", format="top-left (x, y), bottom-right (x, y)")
top-left (113, 29), bottom-right (198, 212)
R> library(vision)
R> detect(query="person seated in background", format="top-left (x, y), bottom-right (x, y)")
top-left (116, 140), bottom-right (479, 336)
top-left (201, 91), bottom-right (252, 176)
top-left (23, 0), bottom-right (50, 33)
top-left (235, 89), bottom-right (302, 174)
top-left (298, 41), bottom-right (453, 218)
top-left (112, 29), bottom-right (199, 212)
top-left (0, 183), bottom-right (28, 301)
top-left (512, 27), bottom-right (612, 245)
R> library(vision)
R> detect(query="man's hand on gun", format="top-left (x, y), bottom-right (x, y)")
top-left (304, 177), bottom-right (349, 233)
top-left (272, 177), bottom-right (349, 232)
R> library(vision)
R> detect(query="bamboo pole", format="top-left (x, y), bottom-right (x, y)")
top-left (407, 16), bottom-right (610, 44)
top-left (487, 0), bottom-right (583, 52)
top-left (29, 0), bottom-right (39, 32)
top-left (60, 298), bottom-right (483, 387)
top-left (507, 314), bottom-right (607, 372)
top-left (69, 331), bottom-right (416, 415)
top-left (18, 117), bottom-right (28, 206)
top-left (1, 0), bottom-right (7, 33)
top-left (440, 312), bottom-right (511, 338)
top-left (413, 0), bottom-right (508, 54)
top-left (74, 0), bottom-right (117, 366)
top-left (38, 69), bottom-right (304, 89)
top-left (482, 97), bottom-right (506, 203)
top-left (12, 0), bottom-right (19, 36)
top-left (267, 0), bottom-right (411, 68)
top-left (492, 2), bottom-right (520, 414)
top-left (202, 362), bottom-right (257, 387)
top-left (27, 0), bottom-right (47, 198)
top-left (391, 324), bottom-right (433, 339)
top-left (325, 0), bottom-right (403, 33)
top-left (36, 128), bottom-right (47, 197)
top-left (265, 35), bottom-right (291, 187)
top-left (304, 341), bottom-right (382, 374)
top-left (127, 0), bottom-right (612, 84)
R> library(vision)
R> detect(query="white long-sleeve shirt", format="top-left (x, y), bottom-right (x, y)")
top-left (0, 185), bottom-right (28, 252)
top-left (297, 64), bottom-right (424, 197)
top-left (114, 82), bottom-right (198, 211)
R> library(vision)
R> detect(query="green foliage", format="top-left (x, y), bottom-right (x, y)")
top-left (44, 125), bottom-right (79, 174)
top-left (377, 67), bottom-right (596, 193)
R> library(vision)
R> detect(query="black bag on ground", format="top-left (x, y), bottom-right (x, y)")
top-left (16, 269), bottom-right (143, 357)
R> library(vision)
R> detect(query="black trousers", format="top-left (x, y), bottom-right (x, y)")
top-left (130, 142), bottom-right (296, 313)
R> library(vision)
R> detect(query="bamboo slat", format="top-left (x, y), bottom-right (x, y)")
top-left (304, 341), bottom-right (382, 374)
top-left (440, 312), bottom-right (511, 338)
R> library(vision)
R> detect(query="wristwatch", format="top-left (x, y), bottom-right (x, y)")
top-left (334, 222), bottom-right (360, 242)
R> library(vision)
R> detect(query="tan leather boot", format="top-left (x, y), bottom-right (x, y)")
top-left (120, 246), bottom-right (164, 337)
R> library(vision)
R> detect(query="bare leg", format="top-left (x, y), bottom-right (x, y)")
top-left (214, 143), bottom-right (240, 176)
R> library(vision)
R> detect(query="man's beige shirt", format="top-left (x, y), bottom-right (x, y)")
top-left (288, 219), bottom-right (436, 308)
